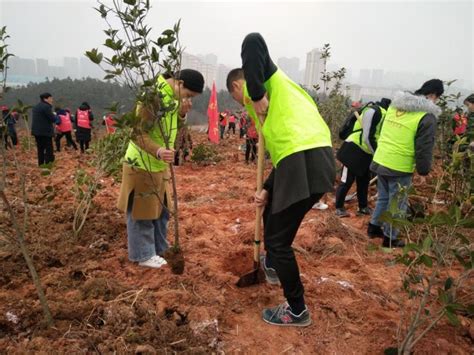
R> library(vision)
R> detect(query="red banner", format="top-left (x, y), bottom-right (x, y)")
top-left (207, 81), bottom-right (219, 144)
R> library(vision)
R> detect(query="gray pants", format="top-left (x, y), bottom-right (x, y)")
top-left (126, 191), bottom-right (169, 262)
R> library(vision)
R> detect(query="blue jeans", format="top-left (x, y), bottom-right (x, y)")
top-left (126, 192), bottom-right (169, 262)
top-left (370, 174), bottom-right (412, 240)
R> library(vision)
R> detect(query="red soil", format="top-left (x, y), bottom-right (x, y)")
top-left (0, 130), bottom-right (472, 353)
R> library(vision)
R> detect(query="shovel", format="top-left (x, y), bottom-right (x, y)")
top-left (237, 128), bottom-right (266, 287)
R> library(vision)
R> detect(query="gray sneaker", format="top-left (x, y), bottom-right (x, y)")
top-left (357, 207), bottom-right (373, 216)
top-left (335, 208), bottom-right (350, 218)
top-left (262, 302), bottom-right (312, 327)
top-left (260, 255), bottom-right (280, 285)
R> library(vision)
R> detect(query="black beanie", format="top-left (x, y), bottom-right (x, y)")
top-left (415, 79), bottom-right (444, 97)
top-left (178, 69), bottom-right (205, 94)
top-left (40, 92), bottom-right (52, 100)
top-left (378, 98), bottom-right (392, 110)
top-left (464, 94), bottom-right (474, 104)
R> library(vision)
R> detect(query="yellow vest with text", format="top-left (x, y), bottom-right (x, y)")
top-left (373, 106), bottom-right (426, 173)
top-left (347, 106), bottom-right (387, 154)
top-left (243, 69), bottom-right (332, 167)
top-left (125, 76), bottom-right (178, 172)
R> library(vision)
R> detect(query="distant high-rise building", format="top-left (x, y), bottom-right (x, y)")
top-left (359, 69), bottom-right (371, 86)
top-left (182, 52), bottom-right (215, 89)
top-left (64, 57), bottom-right (80, 78)
top-left (200, 53), bottom-right (218, 66)
top-left (36, 58), bottom-right (50, 78)
top-left (80, 57), bottom-right (102, 79)
top-left (371, 69), bottom-right (384, 87)
top-left (8, 56), bottom-right (36, 76)
top-left (216, 64), bottom-right (231, 91)
top-left (304, 48), bottom-right (323, 88)
top-left (277, 57), bottom-right (300, 83)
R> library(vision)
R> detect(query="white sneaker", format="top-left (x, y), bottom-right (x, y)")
top-left (138, 255), bottom-right (167, 269)
top-left (312, 201), bottom-right (329, 210)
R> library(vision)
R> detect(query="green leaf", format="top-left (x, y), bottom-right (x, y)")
top-left (150, 47), bottom-right (159, 62)
top-left (367, 243), bottom-right (378, 252)
top-left (403, 243), bottom-right (422, 254)
top-left (445, 309), bottom-right (460, 326)
top-left (85, 48), bottom-right (103, 65)
top-left (422, 236), bottom-right (432, 251)
top-left (123, 0), bottom-right (137, 6)
top-left (448, 204), bottom-right (461, 222)
top-left (438, 289), bottom-right (449, 304)
top-left (420, 255), bottom-right (433, 267)
top-left (162, 29), bottom-right (174, 36)
top-left (384, 348), bottom-right (398, 355)
top-left (444, 277), bottom-right (453, 291)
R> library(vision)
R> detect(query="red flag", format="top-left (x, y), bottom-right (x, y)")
top-left (207, 81), bottom-right (219, 143)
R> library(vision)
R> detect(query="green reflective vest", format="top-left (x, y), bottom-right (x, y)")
top-left (347, 106), bottom-right (387, 154)
top-left (243, 69), bottom-right (332, 167)
top-left (125, 75), bottom-right (178, 172)
top-left (373, 106), bottom-right (426, 173)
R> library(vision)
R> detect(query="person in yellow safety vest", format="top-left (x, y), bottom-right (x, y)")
top-left (117, 69), bottom-right (204, 269)
top-left (227, 33), bottom-right (336, 327)
top-left (368, 79), bottom-right (444, 248)
top-left (335, 98), bottom-right (391, 218)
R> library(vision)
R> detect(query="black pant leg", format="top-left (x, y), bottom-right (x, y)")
top-left (65, 132), bottom-right (77, 149)
top-left (335, 166), bottom-right (356, 208)
top-left (263, 194), bottom-right (321, 310)
top-left (44, 137), bottom-right (54, 164)
top-left (356, 169), bottom-right (370, 208)
top-left (55, 133), bottom-right (62, 152)
top-left (35, 136), bottom-right (45, 166)
top-left (251, 141), bottom-right (257, 161)
top-left (245, 140), bottom-right (250, 162)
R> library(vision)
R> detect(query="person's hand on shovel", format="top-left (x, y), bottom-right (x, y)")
top-left (255, 188), bottom-right (269, 207)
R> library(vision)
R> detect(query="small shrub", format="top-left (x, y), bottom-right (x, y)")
top-left (191, 143), bottom-right (220, 166)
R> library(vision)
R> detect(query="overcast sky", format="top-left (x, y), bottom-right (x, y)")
top-left (1, 0), bottom-right (472, 88)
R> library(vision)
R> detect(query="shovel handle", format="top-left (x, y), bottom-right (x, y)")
top-left (254, 129), bottom-right (265, 263)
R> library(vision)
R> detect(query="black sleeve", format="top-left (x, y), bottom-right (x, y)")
top-left (415, 114), bottom-right (437, 176)
top-left (89, 111), bottom-right (94, 120)
top-left (368, 107), bottom-right (382, 152)
top-left (263, 168), bottom-right (275, 192)
top-left (241, 33), bottom-right (277, 101)
top-left (44, 104), bottom-right (56, 123)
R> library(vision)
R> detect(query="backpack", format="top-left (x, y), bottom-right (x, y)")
top-left (338, 102), bottom-right (374, 140)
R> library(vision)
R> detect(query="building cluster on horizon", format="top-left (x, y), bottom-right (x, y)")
top-left (7, 49), bottom-right (468, 102)
top-left (8, 56), bottom-right (103, 84)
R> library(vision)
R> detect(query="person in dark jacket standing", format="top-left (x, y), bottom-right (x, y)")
top-left (368, 80), bottom-right (444, 248)
top-left (75, 102), bottom-right (94, 153)
top-left (227, 33), bottom-right (336, 327)
top-left (32, 93), bottom-right (56, 166)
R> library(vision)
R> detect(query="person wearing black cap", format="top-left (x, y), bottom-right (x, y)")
top-left (117, 69), bottom-right (204, 269)
top-left (335, 98), bottom-right (391, 218)
top-left (32, 93), bottom-right (57, 166)
top-left (368, 79), bottom-right (444, 248)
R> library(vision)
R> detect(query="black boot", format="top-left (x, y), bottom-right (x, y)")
top-left (382, 237), bottom-right (405, 248)
top-left (367, 223), bottom-right (384, 239)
